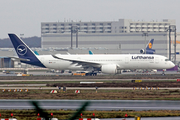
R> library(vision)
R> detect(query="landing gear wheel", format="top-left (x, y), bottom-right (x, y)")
top-left (162, 72), bottom-right (165, 76)
top-left (92, 73), bottom-right (97, 76)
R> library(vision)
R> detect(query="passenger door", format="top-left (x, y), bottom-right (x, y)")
top-left (125, 57), bottom-right (129, 64)
top-left (155, 57), bottom-right (159, 64)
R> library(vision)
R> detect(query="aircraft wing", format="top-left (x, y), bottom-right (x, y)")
top-left (7, 56), bottom-right (30, 61)
top-left (52, 55), bottom-right (101, 67)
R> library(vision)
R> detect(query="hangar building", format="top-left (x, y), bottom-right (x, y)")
top-left (41, 19), bottom-right (176, 59)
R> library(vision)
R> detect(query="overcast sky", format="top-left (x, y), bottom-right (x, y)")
top-left (0, 0), bottom-right (179, 38)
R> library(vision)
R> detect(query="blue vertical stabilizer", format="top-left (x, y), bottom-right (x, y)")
top-left (8, 34), bottom-right (45, 67)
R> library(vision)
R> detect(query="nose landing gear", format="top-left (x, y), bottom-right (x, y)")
top-left (162, 69), bottom-right (166, 75)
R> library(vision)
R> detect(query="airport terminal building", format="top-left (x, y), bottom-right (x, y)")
top-left (41, 19), bottom-right (177, 59)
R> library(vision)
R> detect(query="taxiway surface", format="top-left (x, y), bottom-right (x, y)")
top-left (1, 100), bottom-right (180, 111)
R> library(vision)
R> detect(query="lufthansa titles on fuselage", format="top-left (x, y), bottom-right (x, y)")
top-left (132, 56), bottom-right (154, 60)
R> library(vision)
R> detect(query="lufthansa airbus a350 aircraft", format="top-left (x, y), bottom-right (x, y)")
top-left (8, 34), bottom-right (175, 75)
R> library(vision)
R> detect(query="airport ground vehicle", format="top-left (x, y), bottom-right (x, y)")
top-left (73, 71), bottom-right (97, 76)
top-left (73, 72), bottom-right (86, 76)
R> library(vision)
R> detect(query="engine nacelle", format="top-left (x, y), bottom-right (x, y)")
top-left (140, 49), bottom-right (155, 54)
top-left (140, 49), bottom-right (145, 54)
top-left (101, 64), bottom-right (117, 74)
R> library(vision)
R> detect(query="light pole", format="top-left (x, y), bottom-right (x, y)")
top-left (71, 26), bottom-right (79, 49)
top-left (169, 26), bottom-right (172, 61)
top-left (76, 28), bottom-right (78, 48)
top-left (142, 33), bottom-right (148, 54)
top-left (71, 26), bottom-right (73, 49)
top-left (119, 43), bottom-right (121, 53)
top-left (20, 34), bottom-right (24, 39)
top-left (174, 26), bottom-right (176, 64)
top-left (166, 25), bottom-right (176, 62)
top-left (20, 34), bottom-right (28, 71)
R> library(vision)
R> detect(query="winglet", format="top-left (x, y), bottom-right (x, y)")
top-left (34, 51), bottom-right (39, 55)
top-left (89, 50), bottom-right (93, 55)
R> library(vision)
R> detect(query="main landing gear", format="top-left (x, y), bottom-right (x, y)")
top-left (86, 72), bottom-right (97, 76)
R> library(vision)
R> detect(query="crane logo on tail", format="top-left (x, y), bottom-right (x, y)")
top-left (148, 43), bottom-right (152, 49)
top-left (17, 44), bottom-right (27, 55)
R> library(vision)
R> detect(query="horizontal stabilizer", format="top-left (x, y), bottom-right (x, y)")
top-left (8, 56), bottom-right (30, 61)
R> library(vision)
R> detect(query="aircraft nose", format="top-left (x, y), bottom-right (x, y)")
top-left (170, 61), bottom-right (175, 68)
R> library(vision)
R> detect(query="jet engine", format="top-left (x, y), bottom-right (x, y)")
top-left (140, 49), bottom-right (155, 54)
top-left (101, 64), bottom-right (117, 74)
top-left (140, 49), bottom-right (145, 54)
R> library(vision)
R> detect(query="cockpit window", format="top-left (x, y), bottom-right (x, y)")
top-left (165, 59), bottom-right (170, 61)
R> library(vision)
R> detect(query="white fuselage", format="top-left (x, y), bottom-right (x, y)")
top-left (36, 54), bottom-right (175, 70)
